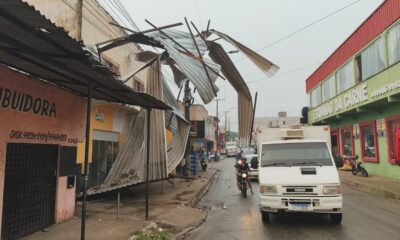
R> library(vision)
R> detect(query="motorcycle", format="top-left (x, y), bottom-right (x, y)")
top-left (239, 170), bottom-right (248, 197)
top-left (210, 152), bottom-right (220, 161)
top-left (347, 155), bottom-right (368, 177)
top-left (200, 158), bottom-right (207, 171)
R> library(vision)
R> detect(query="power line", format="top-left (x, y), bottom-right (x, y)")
top-left (235, 0), bottom-right (361, 63)
top-left (247, 61), bottom-right (323, 84)
top-left (193, 0), bottom-right (204, 30)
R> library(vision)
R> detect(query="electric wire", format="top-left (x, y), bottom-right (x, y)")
top-left (234, 0), bottom-right (361, 63)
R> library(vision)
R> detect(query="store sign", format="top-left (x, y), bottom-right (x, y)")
top-left (314, 84), bottom-right (368, 121)
top-left (0, 86), bottom-right (57, 117)
top-left (371, 80), bottom-right (400, 98)
top-left (190, 121), bottom-right (205, 138)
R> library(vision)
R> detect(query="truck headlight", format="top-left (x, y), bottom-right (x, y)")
top-left (260, 185), bottom-right (277, 195)
top-left (323, 185), bottom-right (341, 195)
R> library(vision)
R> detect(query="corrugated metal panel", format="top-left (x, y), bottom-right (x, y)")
top-left (88, 111), bottom-right (145, 195)
top-left (160, 38), bottom-right (220, 104)
top-left (306, 0), bottom-right (400, 92)
top-left (0, 0), bottom-right (171, 110)
top-left (148, 29), bottom-right (208, 56)
top-left (166, 118), bottom-right (191, 173)
top-left (207, 41), bottom-right (253, 147)
top-left (88, 59), bottom-right (169, 195)
top-left (238, 92), bottom-right (253, 148)
top-left (146, 59), bottom-right (168, 181)
top-left (209, 30), bottom-right (279, 77)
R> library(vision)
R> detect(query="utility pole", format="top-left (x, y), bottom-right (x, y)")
top-left (214, 98), bottom-right (225, 153)
top-left (183, 81), bottom-right (193, 174)
top-left (77, 0), bottom-right (83, 42)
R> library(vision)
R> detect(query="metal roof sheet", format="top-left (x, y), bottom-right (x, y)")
top-left (0, 0), bottom-right (171, 110)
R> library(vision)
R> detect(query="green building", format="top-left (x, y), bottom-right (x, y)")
top-left (306, 0), bottom-right (400, 179)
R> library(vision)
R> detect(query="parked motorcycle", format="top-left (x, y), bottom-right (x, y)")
top-left (200, 159), bottom-right (207, 171)
top-left (348, 155), bottom-right (368, 177)
top-left (210, 152), bottom-right (220, 161)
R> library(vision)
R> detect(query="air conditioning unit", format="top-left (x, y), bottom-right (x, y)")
top-left (281, 129), bottom-right (304, 139)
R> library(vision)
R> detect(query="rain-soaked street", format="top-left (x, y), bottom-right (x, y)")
top-left (188, 157), bottom-right (400, 240)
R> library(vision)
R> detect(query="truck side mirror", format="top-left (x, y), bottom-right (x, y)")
top-left (251, 157), bottom-right (259, 169)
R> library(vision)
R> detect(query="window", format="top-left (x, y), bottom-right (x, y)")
top-left (103, 58), bottom-right (120, 76)
top-left (360, 121), bottom-right (379, 162)
top-left (336, 60), bottom-right (355, 94)
top-left (387, 23), bottom-right (400, 65)
top-left (341, 126), bottom-right (354, 156)
top-left (310, 85), bottom-right (321, 107)
top-left (385, 116), bottom-right (400, 164)
top-left (322, 75), bottom-right (336, 102)
top-left (356, 37), bottom-right (385, 81)
top-left (261, 142), bottom-right (333, 167)
top-left (134, 80), bottom-right (144, 92)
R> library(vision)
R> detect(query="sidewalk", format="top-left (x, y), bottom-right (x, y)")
top-left (23, 169), bottom-right (218, 240)
top-left (339, 170), bottom-right (400, 200)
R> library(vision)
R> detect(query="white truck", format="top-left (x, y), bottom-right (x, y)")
top-left (225, 141), bottom-right (238, 157)
top-left (257, 126), bottom-right (342, 224)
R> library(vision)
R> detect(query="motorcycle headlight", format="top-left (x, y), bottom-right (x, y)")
top-left (241, 173), bottom-right (247, 178)
top-left (260, 185), bottom-right (277, 195)
top-left (237, 160), bottom-right (243, 165)
top-left (323, 185), bottom-right (341, 195)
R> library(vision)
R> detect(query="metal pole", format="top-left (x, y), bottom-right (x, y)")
top-left (216, 99), bottom-right (219, 153)
top-left (77, 0), bottom-right (83, 42)
top-left (249, 92), bottom-right (258, 147)
top-left (183, 81), bottom-right (192, 175)
top-left (145, 108), bottom-right (152, 220)
top-left (117, 191), bottom-right (120, 219)
top-left (81, 80), bottom-right (92, 240)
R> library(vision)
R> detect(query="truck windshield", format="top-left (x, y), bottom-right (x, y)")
top-left (261, 142), bottom-right (333, 167)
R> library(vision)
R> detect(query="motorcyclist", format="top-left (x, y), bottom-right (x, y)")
top-left (235, 150), bottom-right (243, 161)
top-left (235, 156), bottom-right (253, 194)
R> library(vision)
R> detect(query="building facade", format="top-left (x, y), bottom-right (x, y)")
top-left (254, 112), bottom-right (300, 129)
top-left (306, 0), bottom-right (400, 179)
top-left (0, 65), bottom-right (86, 238)
top-left (24, 0), bottom-right (151, 189)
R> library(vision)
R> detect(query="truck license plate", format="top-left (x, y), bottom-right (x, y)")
top-left (289, 204), bottom-right (312, 211)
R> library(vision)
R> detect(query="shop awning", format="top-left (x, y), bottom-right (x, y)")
top-left (0, 0), bottom-right (171, 110)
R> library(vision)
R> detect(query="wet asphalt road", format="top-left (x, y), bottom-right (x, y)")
top-left (188, 157), bottom-right (400, 240)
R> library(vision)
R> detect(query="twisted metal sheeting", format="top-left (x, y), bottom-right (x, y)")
top-left (160, 38), bottom-right (220, 104)
top-left (209, 30), bottom-right (280, 77)
top-left (166, 118), bottom-right (191, 173)
top-left (87, 111), bottom-right (145, 194)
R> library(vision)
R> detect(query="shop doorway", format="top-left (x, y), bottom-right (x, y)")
top-left (331, 129), bottom-right (339, 156)
top-left (88, 130), bottom-right (119, 188)
top-left (2, 143), bottom-right (58, 240)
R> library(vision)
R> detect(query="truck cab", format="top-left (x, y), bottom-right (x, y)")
top-left (257, 126), bottom-right (342, 224)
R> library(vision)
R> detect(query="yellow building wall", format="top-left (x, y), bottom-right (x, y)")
top-left (77, 105), bottom-right (117, 171)
top-left (166, 129), bottom-right (173, 144)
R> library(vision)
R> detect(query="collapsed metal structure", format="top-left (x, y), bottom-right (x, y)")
top-left (88, 18), bottom-right (280, 197)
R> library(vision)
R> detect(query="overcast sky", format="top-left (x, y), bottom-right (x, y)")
top-left (120, 0), bottom-right (383, 130)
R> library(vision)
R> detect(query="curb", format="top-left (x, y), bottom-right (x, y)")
top-left (172, 170), bottom-right (219, 240)
top-left (189, 170), bottom-right (219, 207)
top-left (341, 178), bottom-right (400, 201)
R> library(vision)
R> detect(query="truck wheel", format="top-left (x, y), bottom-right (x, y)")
top-left (330, 213), bottom-right (342, 224)
top-left (261, 212), bottom-right (270, 223)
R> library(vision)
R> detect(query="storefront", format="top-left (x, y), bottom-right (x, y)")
top-left (76, 103), bottom-right (138, 191)
top-left (0, 66), bottom-right (86, 239)
top-left (306, 0), bottom-right (400, 179)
